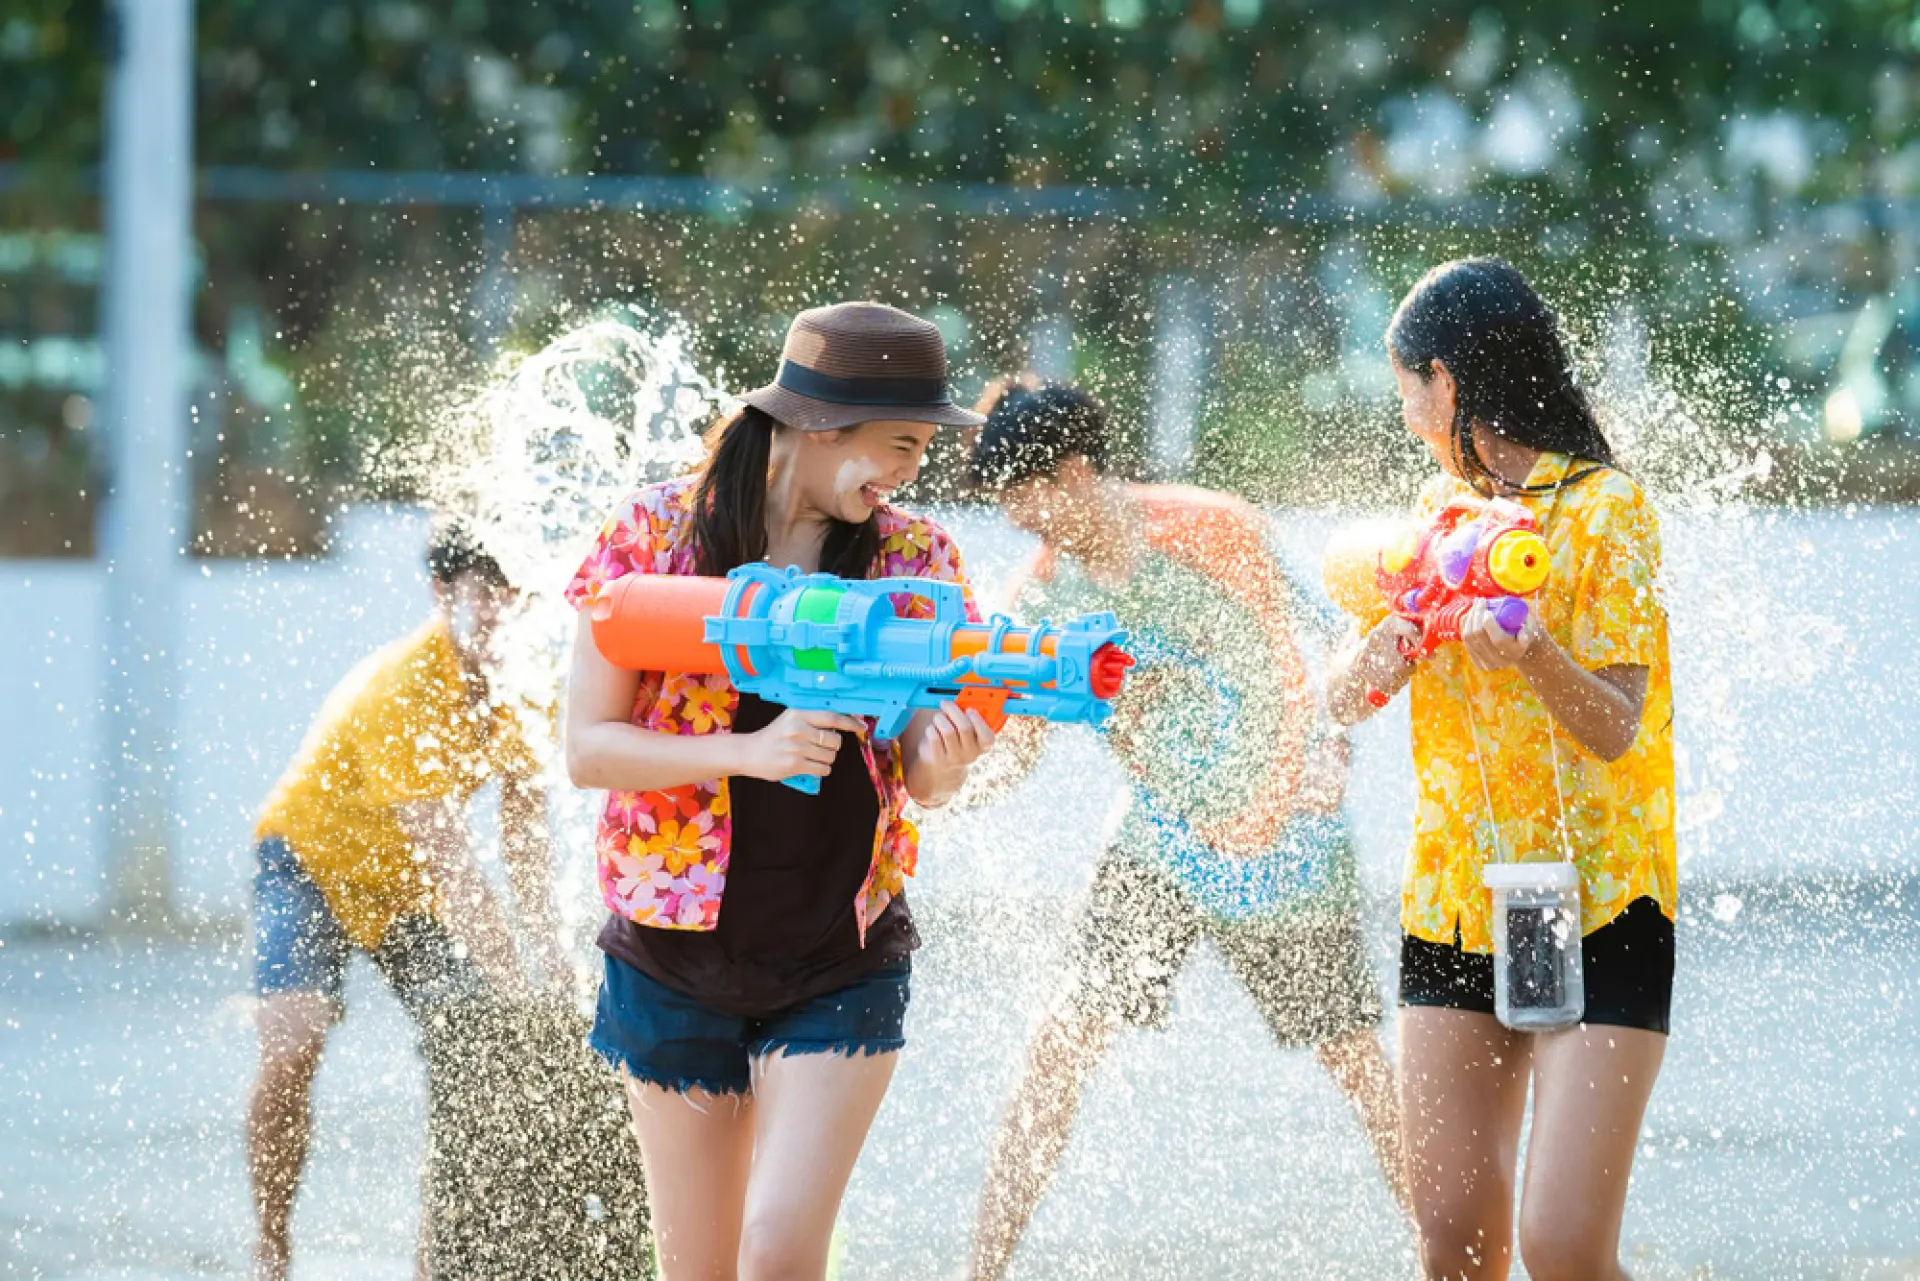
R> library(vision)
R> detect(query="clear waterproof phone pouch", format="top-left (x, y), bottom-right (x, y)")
top-left (1482, 861), bottom-right (1584, 1032)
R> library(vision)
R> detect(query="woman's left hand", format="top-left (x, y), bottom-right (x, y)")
top-left (906, 700), bottom-right (997, 804)
top-left (919, 700), bottom-right (997, 771)
top-left (1460, 599), bottom-right (1546, 673)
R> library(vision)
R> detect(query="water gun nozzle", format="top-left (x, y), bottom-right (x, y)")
top-left (1089, 644), bottom-right (1135, 700)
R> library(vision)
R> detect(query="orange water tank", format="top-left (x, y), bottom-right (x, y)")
top-left (589, 574), bottom-right (732, 674)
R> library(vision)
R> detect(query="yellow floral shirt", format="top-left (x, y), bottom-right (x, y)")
top-left (1389, 453), bottom-right (1677, 952)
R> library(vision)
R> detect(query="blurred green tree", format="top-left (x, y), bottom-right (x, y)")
top-left (4, 0), bottom-right (1916, 515)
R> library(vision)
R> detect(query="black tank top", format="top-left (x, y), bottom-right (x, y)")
top-left (596, 693), bottom-right (918, 1017)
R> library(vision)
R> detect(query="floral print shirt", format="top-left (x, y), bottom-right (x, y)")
top-left (563, 474), bottom-right (979, 940)
top-left (1371, 453), bottom-right (1677, 952)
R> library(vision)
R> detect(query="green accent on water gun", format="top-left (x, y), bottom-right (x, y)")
top-left (791, 585), bottom-right (846, 673)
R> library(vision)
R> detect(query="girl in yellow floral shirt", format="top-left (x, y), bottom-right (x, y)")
top-left (1328, 259), bottom-right (1676, 1281)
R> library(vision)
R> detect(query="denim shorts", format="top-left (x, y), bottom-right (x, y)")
top-left (254, 837), bottom-right (352, 1001)
top-left (253, 837), bottom-right (483, 1017)
top-left (588, 953), bottom-right (912, 1096)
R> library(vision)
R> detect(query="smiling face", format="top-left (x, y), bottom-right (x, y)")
top-left (1392, 354), bottom-right (1464, 479)
top-left (791, 418), bottom-right (939, 523)
top-left (996, 454), bottom-right (1102, 549)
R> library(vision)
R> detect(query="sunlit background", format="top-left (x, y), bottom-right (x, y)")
top-left (3, 2), bottom-right (1918, 1277)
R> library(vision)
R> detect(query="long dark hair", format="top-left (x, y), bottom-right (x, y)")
top-left (689, 406), bottom-right (881, 578)
top-left (1387, 257), bottom-right (1617, 493)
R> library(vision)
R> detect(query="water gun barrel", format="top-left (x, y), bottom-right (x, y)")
top-left (1321, 499), bottom-right (1548, 709)
top-left (1320, 518), bottom-right (1418, 624)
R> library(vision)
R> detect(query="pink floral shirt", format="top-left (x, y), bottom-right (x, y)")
top-left (564, 474), bottom-right (979, 941)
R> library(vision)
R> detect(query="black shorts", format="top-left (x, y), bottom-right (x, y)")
top-left (1399, 895), bottom-right (1673, 1035)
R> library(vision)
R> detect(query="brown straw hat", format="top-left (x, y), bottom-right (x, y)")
top-left (740, 302), bottom-right (985, 432)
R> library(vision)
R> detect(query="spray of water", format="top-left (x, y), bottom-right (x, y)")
top-left (423, 315), bottom-right (729, 957)
top-left (453, 316), bottom-right (719, 598)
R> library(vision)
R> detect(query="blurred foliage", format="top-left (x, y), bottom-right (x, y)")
top-left (4, 0), bottom-right (1919, 528)
top-left (10, 0), bottom-right (1918, 197)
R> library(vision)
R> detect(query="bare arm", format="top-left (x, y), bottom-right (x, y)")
top-left (943, 713), bottom-right (1049, 810)
top-left (397, 798), bottom-right (524, 992)
top-left (565, 611), bottom-right (749, 792)
top-left (1460, 603), bottom-right (1648, 762)
top-left (564, 610), bottom-right (865, 792)
top-left (898, 702), bottom-right (996, 808)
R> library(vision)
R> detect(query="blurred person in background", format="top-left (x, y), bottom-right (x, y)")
top-left (245, 518), bottom-right (567, 1281)
top-left (960, 381), bottom-right (1409, 1281)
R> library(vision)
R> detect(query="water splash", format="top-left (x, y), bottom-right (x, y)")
top-left (455, 315), bottom-right (721, 597)
top-left (423, 316), bottom-right (729, 962)
top-left (431, 313), bottom-right (724, 712)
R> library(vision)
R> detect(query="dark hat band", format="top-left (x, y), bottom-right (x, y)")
top-left (775, 359), bottom-right (952, 408)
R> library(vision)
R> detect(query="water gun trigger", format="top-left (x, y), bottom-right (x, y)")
top-left (955, 685), bottom-right (1013, 732)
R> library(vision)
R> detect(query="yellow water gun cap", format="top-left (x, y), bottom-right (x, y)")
top-left (1485, 529), bottom-right (1550, 595)
top-left (1380, 527), bottom-right (1419, 575)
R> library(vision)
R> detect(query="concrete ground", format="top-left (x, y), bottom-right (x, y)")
top-left (4, 873), bottom-right (1918, 1281)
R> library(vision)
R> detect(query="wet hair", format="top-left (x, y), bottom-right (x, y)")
top-left (689, 405), bottom-right (880, 579)
top-left (1387, 257), bottom-right (1618, 493)
top-left (426, 517), bottom-right (509, 588)
top-left (968, 381), bottom-right (1111, 492)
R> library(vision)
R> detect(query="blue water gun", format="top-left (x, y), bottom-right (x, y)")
top-left (590, 562), bottom-right (1136, 792)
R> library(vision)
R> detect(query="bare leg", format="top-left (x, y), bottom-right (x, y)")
top-left (1314, 1027), bottom-right (1413, 1214)
top-left (414, 1183), bottom-right (434, 1281)
top-left (248, 991), bottom-right (341, 1281)
top-left (736, 1049), bottom-right (900, 1281)
top-left (623, 1078), bottom-right (757, 1281)
top-left (1399, 1007), bottom-right (1531, 1281)
top-left (966, 1000), bottom-right (1119, 1281)
top-left (1516, 1025), bottom-right (1666, 1281)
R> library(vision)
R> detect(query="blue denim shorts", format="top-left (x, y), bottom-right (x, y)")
top-left (253, 837), bottom-right (351, 1001)
top-left (253, 837), bottom-right (482, 1017)
top-left (588, 953), bottom-right (912, 1096)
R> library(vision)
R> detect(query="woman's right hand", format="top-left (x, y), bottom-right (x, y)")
top-left (732, 708), bottom-right (868, 782)
top-left (1362, 614), bottom-right (1423, 682)
top-left (1329, 615), bottom-right (1424, 724)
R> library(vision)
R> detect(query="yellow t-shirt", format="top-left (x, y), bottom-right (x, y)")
top-left (1390, 453), bottom-right (1677, 952)
top-left (255, 620), bottom-right (538, 951)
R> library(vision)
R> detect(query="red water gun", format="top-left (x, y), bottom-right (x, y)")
top-left (1324, 497), bottom-right (1552, 707)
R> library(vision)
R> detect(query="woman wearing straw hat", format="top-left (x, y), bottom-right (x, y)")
top-left (563, 302), bottom-right (996, 1278)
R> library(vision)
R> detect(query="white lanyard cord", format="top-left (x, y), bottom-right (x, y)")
top-left (1458, 470), bottom-right (1580, 868)
top-left (1461, 650), bottom-right (1576, 867)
